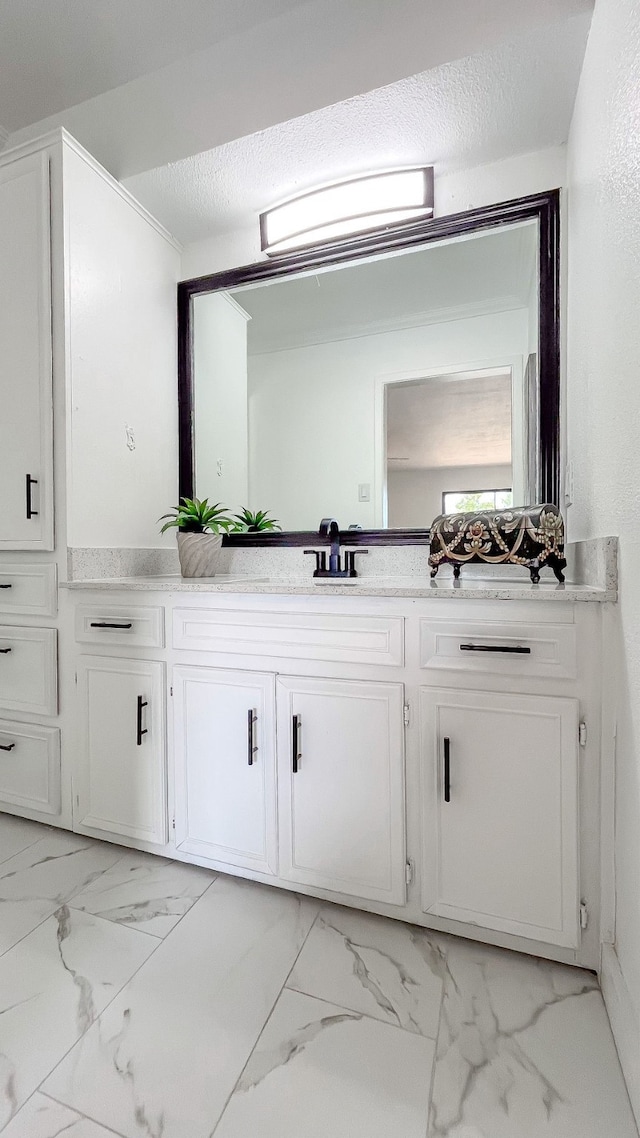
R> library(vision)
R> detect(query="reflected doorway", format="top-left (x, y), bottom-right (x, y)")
top-left (385, 366), bottom-right (517, 528)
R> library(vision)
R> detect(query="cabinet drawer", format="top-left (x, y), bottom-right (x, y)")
top-left (0, 563), bottom-right (57, 617)
top-left (420, 620), bottom-right (577, 680)
top-left (75, 604), bottom-right (164, 649)
top-left (0, 625), bottom-right (57, 715)
top-left (0, 718), bottom-right (60, 814)
top-left (173, 608), bottom-right (404, 666)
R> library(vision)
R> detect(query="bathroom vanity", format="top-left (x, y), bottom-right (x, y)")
top-left (20, 565), bottom-right (607, 973)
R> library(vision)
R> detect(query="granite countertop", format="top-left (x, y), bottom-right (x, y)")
top-left (61, 573), bottom-right (614, 602)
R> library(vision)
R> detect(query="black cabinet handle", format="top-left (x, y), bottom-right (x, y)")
top-left (0, 647), bottom-right (12, 654)
top-left (90, 622), bottom-right (133, 630)
top-left (459, 643), bottom-right (531, 655)
top-left (25, 474), bottom-right (38, 519)
top-left (0, 583), bottom-right (11, 589)
top-left (292, 713), bottom-right (301, 773)
top-left (0, 741), bottom-right (15, 752)
top-left (443, 737), bottom-right (451, 803)
top-left (247, 709), bottom-right (257, 766)
top-left (136, 696), bottom-right (148, 746)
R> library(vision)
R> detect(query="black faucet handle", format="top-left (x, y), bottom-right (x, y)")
top-left (304, 550), bottom-right (327, 575)
top-left (344, 550), bottom-right (369, 577)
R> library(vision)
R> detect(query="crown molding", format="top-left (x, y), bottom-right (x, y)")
top-left (247, 294), bottom-right (526, 356)
top-left (0, 126), bottom-right (182, 252)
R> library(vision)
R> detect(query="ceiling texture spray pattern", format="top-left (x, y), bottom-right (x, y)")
top-left (0, 0), bottom-right (593, 248)
top-left (123, 11), bottom-right (591, 243)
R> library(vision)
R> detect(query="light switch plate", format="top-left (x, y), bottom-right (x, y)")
top-left (358, 483), bottom-right (371, 502)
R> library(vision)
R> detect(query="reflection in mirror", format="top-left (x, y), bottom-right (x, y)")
top-left (191, 218), bottom-right (538, 530)
top-left (386, 369), bottom-right (514, 527)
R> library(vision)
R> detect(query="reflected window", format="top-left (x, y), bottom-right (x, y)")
top-left (442, 488), bottom-right (513, 514)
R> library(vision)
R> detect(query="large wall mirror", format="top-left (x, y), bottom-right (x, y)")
top-left (178, 191), bottom-right (559, 544)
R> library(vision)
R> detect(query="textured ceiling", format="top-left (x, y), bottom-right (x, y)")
top-left (387, 372), bottom-right (512, 469)
top-left (226, 222), bottom-right (537, 355)
top-left (0, 0), bottom-right (309, 132)
top-left (125, 12), bottom-right (591, 244)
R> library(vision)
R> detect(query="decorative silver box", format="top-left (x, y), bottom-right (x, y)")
top-left (428, 503), bottom-right (566, 584)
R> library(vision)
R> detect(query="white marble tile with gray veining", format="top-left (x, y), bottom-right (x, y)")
top-left (288, 903), bottom-right (445, 1038)
top-left (70, 850), bottom-right (215, 938)
top-left (428, 934), bottom-right (637, 1137)
top-left (44, 876), bottom-right (319, 1138)
top-left (1, 1092), bottom-right (122, 1137)
top-left (0, 905), bottom-right (157, 1129)
top-left (214, 987), bottom-right (435, 1138)
top-left (0, 831), bottom-right (124, 956)
top-left (0, 813), bottom-right (49, 865)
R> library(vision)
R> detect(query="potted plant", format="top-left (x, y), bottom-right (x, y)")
top-left (159, 498), bottom-right (233, 577)
top-left (231, 508), bottom-right (281, 533)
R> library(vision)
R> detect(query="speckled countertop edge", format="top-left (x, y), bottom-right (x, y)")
top-left (60, 575), bottom-right (614, 602)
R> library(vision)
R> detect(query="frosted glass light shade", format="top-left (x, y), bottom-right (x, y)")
top-left (260, 168), bottom-right (434, 256)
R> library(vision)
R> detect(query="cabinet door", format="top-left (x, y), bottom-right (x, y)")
top-left (76, 656), bottom-right (166, 844)
top-left (0, 151), bottom-right (53, 550)
top-left (277, 676), bottom-right (406, 904)
top-left (420, 688), bottom-right (579, 946)
top-left (173, 666), bottom-right (277, 874)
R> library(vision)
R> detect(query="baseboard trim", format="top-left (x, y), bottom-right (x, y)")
top-left (601, 943), bottom-right (640, 1127)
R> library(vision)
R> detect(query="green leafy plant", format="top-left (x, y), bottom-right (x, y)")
top-left (230, 507), bottom-right (281, 533)
top-left (159, 498), bottom-right (233, 535)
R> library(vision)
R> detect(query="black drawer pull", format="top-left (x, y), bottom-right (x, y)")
top-left (0, 741), bottom-right (15, 752)
top-left (25, 473), bottom-right (38, 519)
top-left (443, 737), bottom-right (451, 802)
top-left (90, 621), bottom-right (133, 630)
top-left (292, 713), bottom-right (301, 773)
top-left (0, 583), bottom-right (11, 589)
top-left (247, 709), bottom-right (257, 766)
top-left (136, 695), bottom-right (148, 746)
top-left (459, 643), bottom-right (531, 655)
top-left (0, 647), bottom-right (12, 654)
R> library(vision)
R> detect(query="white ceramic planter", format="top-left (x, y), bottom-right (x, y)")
top-left (177, 532), bottom-right (224, 577)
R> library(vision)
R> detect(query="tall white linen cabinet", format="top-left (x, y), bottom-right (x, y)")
top-left (0, 129), bottom-right (180, 826)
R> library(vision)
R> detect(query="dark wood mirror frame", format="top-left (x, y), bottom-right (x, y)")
top-left (178, 189), bottom-right (560, 547)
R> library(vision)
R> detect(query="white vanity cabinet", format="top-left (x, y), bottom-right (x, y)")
top-left (75, 655), bottom-right (166, 844)
top-left (420, 688), bottom-right (579, 947)
top-left (276, 676), bottom-right (407, 904)
top-left (63, 586), bottom-right (606, 970)
top-left (173, 665), bottom-right (277, 874)
top-left (0, 150), bottom-right (53, 551)
top-left (172, 667), bottom-right (406, 901)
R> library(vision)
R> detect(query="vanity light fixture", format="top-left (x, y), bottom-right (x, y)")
top-left (260, 167), bottom-right (434, 256)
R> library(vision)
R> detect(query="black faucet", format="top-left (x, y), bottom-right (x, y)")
top-left (304, 518), bottom-right (368, 579)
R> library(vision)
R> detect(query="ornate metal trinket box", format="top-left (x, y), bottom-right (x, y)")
top-left (428, 503), bottom-right (566, 584)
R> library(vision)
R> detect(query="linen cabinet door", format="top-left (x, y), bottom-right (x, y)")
top-left (173, 666), bottom-right (277, 874)
top-left (277, 676), bottom-right (406, 905)
top-left (76, 656), bottom-right (166, 844)
top-left (0, 151), bottom-right (53, 550)
top-left (420, 688), bottom-right (579, 947)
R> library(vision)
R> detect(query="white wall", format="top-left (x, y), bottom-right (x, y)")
top-left (566, 0), bottom-right (640, 1119)
top-left (388, 463), bottom-right (512, 528)
top-left (63, 145), bottom-right (180, 548)
top-left (248, 310), bottom-right (528, 530)
top-left (194, 293), bottom-right (249, 515)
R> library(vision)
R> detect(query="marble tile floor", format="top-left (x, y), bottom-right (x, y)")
top-left (0, 814), bottom-right (636, 1138)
